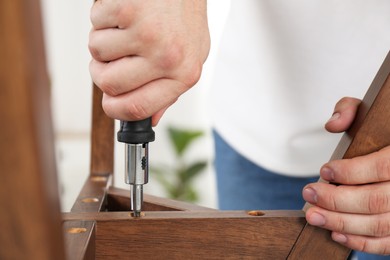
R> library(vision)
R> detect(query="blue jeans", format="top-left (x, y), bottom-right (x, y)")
top-left (213, 130), bottom-right (389, 260)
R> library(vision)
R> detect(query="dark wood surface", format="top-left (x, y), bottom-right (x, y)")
top-left (108, 186), bottom-right (217, 212)
top-left (71, 174), bottom-right (111, 213)
top-left (90, 85), bottom-right (115, 176)
top-left (289, 51), bottom-right (390, 259)
top-left (63, 220), bottom-right (96, 260)
top-left (0, 0), bottom-right (64, 259)
top-left (68, 173), bottom-right (111, 259)
top-left (62, 211), bottom-right (306, 260)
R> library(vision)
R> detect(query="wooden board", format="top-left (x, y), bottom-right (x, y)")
top-left (0, 1), bottom-right (64, 259)
top-left (90, 85), bottom-right (114, 176)
top-left (63, 211), bottom-right (306, 260)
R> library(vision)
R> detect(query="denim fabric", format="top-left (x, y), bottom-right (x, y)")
top-left (213, 130), bottom-right (318, 210)
top-left (213, 130), bottom-right (389, 260)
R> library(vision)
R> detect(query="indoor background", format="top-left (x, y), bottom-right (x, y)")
top-left (41, 0), bottom-right (231, 211)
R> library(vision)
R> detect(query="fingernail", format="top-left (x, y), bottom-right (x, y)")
top-left (332, 232), bottom-right (348, 244)
top-left (308, 212), bottom-right (326, 226)
top-left (327, 112), bottom-right (340, 123)
top-left (321, 167), bottom-right (335, 182)
top-left (303, 187), bottom-right (317, 204)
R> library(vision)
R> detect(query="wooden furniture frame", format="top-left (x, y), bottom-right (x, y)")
top-left (1, 1), bottom-right (390, 259)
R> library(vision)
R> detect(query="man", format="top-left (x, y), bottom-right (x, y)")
top-left (89, 1), bottom-right (390, 257)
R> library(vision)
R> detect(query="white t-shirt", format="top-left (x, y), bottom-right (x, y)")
top-left (211, 0), bottom-right (390, 177)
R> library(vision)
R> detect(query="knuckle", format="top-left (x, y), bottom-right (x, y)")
top-left (334, 97), bottom-right (350, 110)
top-left (101, 97), bottom-right (115, 119)
top-left (328, 187), bottom-right (340, 211)
top-left (380, 243), bottom-right (390, 255)
top-left (96, 73), bottom-right (119, 97)
top-left (139, 25), bottom-right (158, 45)
top-left (88, 43), bottom-right (103, 62)
top-left (371, 216), bottom-right (390, 237)
top-left (368, 191), bottom-right (390, 214)
top-left (88, 32), bottom-right (104, 61)
top-left (334, 215), bottom-right (346, 233)
top-left (359, 239), bottom-right (370, 254)
top-left (116, 4), bottom-right (135, 29)
top-left (351, 236), bottom-right (390, 255)
top-left (181, 61), bottom-right (203, 87)
top-left (158, 41), bottom-right (186, 71)
top-left (126, 102), bottom-right (149, 121)
top-left (375, 156), bottom-right (390, 181)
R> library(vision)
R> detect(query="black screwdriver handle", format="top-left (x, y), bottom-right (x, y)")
top-left (117, 118), bottom-right (155, 144)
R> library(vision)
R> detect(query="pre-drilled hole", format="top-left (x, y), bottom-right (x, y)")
top-left (67, 228), bottom-right (87, 234)
top-left (91, 176), bottom-right (107, 182)
top-left (247, 210), bottom-right (265, 216)
top-left (129, 212), bottom-right (145, 218)
top-left (81, 197), bottom-right (99, 203)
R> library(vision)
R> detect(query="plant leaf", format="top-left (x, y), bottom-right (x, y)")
top-left (168, 126), bottom-right (203, 156)
top-left (180, 161), bottom-right (207, 183)
top-left (150, 165), bottom-right (176, 196)
top-left (182, 186), bottom-right (198, 202)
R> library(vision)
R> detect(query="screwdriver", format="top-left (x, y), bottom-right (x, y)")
top-left (117, 118), bottom-right (155, 217)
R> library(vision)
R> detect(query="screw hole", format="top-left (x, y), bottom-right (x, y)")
top-left (129, 212), bottom-right (145, 218)
top-left (91, 176), bottom-right (107, 182)
top-left (81, 197), bottom-right (99, 203)
top-left (247, 210), bottom-right (265, 216)
top-left (67, 228), bottom-right (87, 234)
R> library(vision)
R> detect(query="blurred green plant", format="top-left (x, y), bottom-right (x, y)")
top-left (150, 126), bottom-right (207, 202)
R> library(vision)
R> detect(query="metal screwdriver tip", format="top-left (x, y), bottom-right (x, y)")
top-left (133, 211), bottom-right (141, 218)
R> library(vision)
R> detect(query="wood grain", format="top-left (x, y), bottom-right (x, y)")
top-left (71, 174), bottom-right (111, 213)
top-left (0, 1), bottom-right (64, 259)
top-left (62, 211), bottom-right (305, 259)
top-left (90, 85), bottom-right (115, 176)
top-left (63, 221), bottom-right (96, 260)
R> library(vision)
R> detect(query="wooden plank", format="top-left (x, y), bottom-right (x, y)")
top-left (71, 174), bottom-right (111, 213)
top-left (67, 174), bottom-right (111, 259)
top-left (63, 210), bottom-right (305, 259)
top-left (0, 1), bottom-right (65, 259)
top-left (107, 186), bottom-right (217, 212)
top-left (63, 221), bottom-right (96, 260)
top-left (63, 209), bottom-right (305, 221)
top-left (289, 51), bottom-right (390, 259)
top-left (90, 85), bottom-right (115, 176)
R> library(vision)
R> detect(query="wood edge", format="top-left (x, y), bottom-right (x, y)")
top-left (107, 186), bottom-right (218, 212)
top-left (62, 210), bottom-right (305, 222)
top-left (70, 173), bottom-right (112, 213)
top-left (296, 51), bottom-right (390, 259)
top-left (63, 220), bottom-right (96, 260)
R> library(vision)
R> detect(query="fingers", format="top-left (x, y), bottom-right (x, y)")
top-left (90, 56), bottom-right (162, 97)
top-left (303, 182), bottom-right (390, 214)
top-left (306, 206), bottom-right (390, 237)
top-left (89, 28), bottom-right (140, 62)
top-left (89, 0), bottom-right (210, 123)
top-left (151, 105), bottom-right (173, 126)
top-left (332, 232), bottom-right (390, 255)
top-left (325, 97), bottom-right (361, 133)
top-left (320, 146), bottom-right (390, 185)
top-left (90, 0), bottom-right (134, 30)
top-left (101, 78), bottom-right (187, 121)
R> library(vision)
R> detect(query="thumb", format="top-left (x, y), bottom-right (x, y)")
top-left (325, 97), bottom-right (361, 133)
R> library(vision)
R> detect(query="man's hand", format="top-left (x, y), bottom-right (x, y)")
top-left (89, 0), bottom-right (210, 125)
top-left (303, 97), bottom-right (390, 255)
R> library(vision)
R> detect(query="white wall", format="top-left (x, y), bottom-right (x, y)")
top-left (41, 0), bottom-right (231, 211)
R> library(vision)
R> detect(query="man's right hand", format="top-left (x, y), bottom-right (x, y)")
top-left (89, 0), bottom-right (210, 125)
